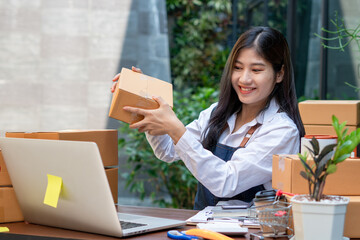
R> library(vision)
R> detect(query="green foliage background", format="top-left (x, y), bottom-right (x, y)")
top-left (118, 0), bottom-right (288, 209)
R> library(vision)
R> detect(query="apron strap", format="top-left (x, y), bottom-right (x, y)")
top-left (239, 123), bottom-right (262, 148)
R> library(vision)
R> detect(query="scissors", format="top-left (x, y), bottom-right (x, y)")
top-left (167, 230), bottom-right (200, 240)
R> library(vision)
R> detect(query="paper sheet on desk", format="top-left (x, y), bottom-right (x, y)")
top-left (186, 206), bottom-right (214, 225)
top-left (186, 206), bottom-right (241, 225)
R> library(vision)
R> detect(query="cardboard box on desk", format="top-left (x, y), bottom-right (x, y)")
top-left (5, 130), bottom-right (118, 167)
top-left (0, 187), bottom-right (24, 223)
top-left (299, 100), bottom-right (360, 125)
top-left (344, 196), bottom-right (360, 238)
top-left (272, 154), bottom-right (360, 195)
top-left (0, 150), bottom-right (11, 186)
top-left (105, 167), bottom-right (118, 204)
top-left (109, 67), bottom-right (173, 124)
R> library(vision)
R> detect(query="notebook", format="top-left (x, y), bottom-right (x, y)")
top-left (0, 137), bottom-right (186, 237)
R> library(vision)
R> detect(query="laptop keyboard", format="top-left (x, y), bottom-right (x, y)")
top-left (120, 220), bottom-right (147, 230)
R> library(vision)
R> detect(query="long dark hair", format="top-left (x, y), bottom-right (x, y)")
top-left (202, 26), bottom-right (305, 151)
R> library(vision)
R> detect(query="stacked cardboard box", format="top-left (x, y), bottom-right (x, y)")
top-left (5, 130), bottom-right (118, 167)
top-left (272, 155), bottom-right (360, 196)
top-left (2, 130), bottom-right (119, 223)
top-left (272, 100), bottom-right (360, 237)
top-left (0, 150), bottom-right (24, 223)
top-left (272, 155), bottom-right (360, 238)
top-left (299, 100), bottom-right (360, 137)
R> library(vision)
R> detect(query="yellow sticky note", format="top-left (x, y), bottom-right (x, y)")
top-left (44, 174), bottom-right (63, 208)
top-left (0, 227), bottom-right (9, 232)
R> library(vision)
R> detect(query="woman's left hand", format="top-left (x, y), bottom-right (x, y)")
top-left (123, 96), bottom-right (186, 144)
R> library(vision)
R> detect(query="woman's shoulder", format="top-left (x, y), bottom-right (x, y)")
top-left (264, 111), bottom-right (298, 132)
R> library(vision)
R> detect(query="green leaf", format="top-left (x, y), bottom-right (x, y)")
top-left (310, 137), bottom-right (320, 155)
top-left (299, 157), bottom-right (315, 176)
top-left (300, 171), bottom-right (312, 182)
top-left (326, 164), bottom-right (337, 174)
top-left (334, 153), bottom-right (350, 164)
top-left (317, 143), bottom-right (336, 164)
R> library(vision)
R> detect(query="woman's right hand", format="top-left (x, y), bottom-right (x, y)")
top-left (110, 66), bottom-right (142, 93)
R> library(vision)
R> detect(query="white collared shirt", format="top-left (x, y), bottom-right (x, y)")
top-left (146, 98), bottom-right (300, 198)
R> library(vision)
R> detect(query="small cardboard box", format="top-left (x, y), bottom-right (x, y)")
top-left (272, 155), bottom-right (360, 195)
top-left (304, 124), bottom-right (358, 136)
top-left (344, 196), bottom-right (360, 238)
top-left (0, 187), bottom-right (24, 223)
top-left (5, 130), bottom-right (118, 167)
top-left (299, 100), bottom-right (360, 125)
top-left (0, 150), bottom-right (11, 187)
top-left (105, 167), bottom-right (118, 204)
top-left (109, 67), bottom-right (173, 124)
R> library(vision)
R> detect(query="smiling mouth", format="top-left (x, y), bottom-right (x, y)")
top-left (239, 86), bottom-right (256, 93)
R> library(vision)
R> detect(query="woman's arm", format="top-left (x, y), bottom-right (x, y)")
top-left (174, 114), bottom-right (300, 198)
top-left (144, 103), bottom-right (218, 163)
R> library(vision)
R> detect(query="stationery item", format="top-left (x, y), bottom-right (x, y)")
top-left (186, 206), bottom-right (214, 224)
top-left (219, 199), bottom-right (253, 209)
top-left (167, 230), bottom-right (199, 240)
top-left (240, 219), bottom-right (261, 229)
top-left (185, 229), bottom-right (235, 240)
top-left (212, 205), bottom-right (249, 219)
top-left (0, 227), bottom-right (9, 232)
top-left (43, 174), bottom-right (63, 208)
top-left (253, 190), bottom-right (277, 207)
top-left (0, 137), bottom-right (185, 238)
top-left (196, 222), bottom-right (248, 235)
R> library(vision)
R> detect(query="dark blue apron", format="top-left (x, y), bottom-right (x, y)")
top-left (194, 123), bottom-right (265, 210)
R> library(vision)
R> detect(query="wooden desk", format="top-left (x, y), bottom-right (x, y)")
top-left (0, 205), bottom-right (253, 240)
top-left (2, 205), bottom-right (356, 240)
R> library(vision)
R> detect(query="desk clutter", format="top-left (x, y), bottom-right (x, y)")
top-left (0, 130), bottom-right (119, 224)
top-left (182, 100), bottom-right (360, 239)
top-left (186, 191), bottom-right (294, 239)
top-left (268, 100), bottom-right (360, 238)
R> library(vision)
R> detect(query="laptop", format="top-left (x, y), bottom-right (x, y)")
top-left (0, 137), bottom-right (186, 237)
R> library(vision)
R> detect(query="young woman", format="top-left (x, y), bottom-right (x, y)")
top-left (111, 26), bottom-right (305, 210)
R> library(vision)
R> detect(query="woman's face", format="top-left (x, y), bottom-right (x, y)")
top-left (231, 47), bottom-right (283, 110)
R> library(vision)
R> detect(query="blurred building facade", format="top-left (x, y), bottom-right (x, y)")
top-left (0, 0), bottom-right (170, 206)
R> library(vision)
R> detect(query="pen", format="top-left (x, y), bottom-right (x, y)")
top-left (207, 217), bottom-right (248, 222)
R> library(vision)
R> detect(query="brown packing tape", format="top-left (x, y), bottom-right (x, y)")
top-left (278, 154), bottom-right (286, 172)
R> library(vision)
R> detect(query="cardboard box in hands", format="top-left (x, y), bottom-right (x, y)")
top-left (109, 68), bottom-right (173, 124)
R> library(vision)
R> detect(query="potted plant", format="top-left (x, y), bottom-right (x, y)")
top-left (290, 115), bottom-right (360, 240)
